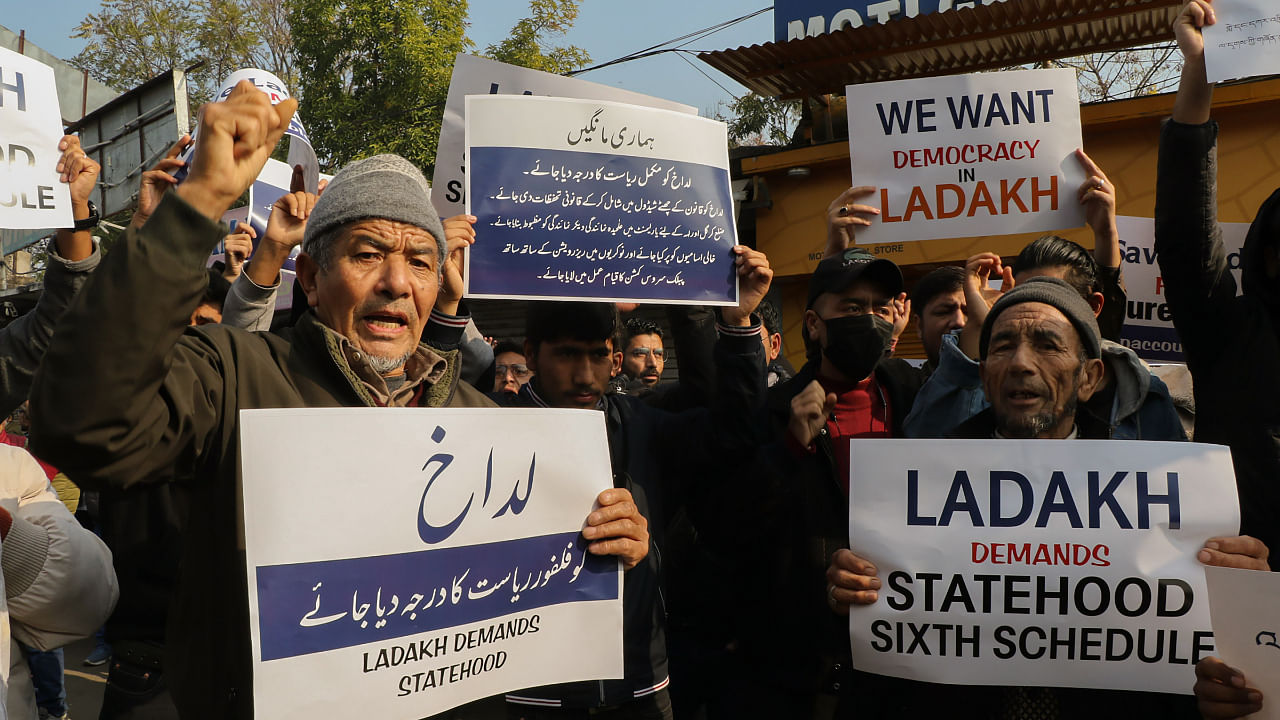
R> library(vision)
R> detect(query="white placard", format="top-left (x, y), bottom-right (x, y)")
top-left (1115, 215), bottom-right (1249, 362)
top-left (178, 68), bottom-right (320, 194)
top-left (1205, 565), bottom-right (1280, 720)
top-left (241, 408), bottom-right (623, 719)
top-left (848, 439), bottom-right (1239, 694)
top-left (431, 54), bottom-right (696, 219)
top-left (0, 47), bottom-right (73, 230)
top-left (1204, 1), bottom-right (1280, 84)
top-left (846, 68), bottom-right (1087, 244)
top-left (463, 95), bottom-right (738, 305)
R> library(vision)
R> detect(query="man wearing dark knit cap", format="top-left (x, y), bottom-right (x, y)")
top-left (29, 82), bottom-right (647, 720)
top-left (955, 275), bottom-right (1104, 439)
top-left (823, 275), bottom-right (1269, 719)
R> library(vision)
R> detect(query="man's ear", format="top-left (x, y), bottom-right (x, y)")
top-left (1076, 357), bottom-right (1106, 402)
top-left (769, 332), bottom-right (782, 360)
top-left (612, 351), bottom-right (623, 377)
top-left (1088, 292), bottom-right (1104, 317)
top-left (295, 253), bottom-right (322, 309)
top-left (803, 309), bottom-right (821, 340)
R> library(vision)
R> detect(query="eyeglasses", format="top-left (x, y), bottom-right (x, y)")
top-left (627, 348), bottom-right (665, 360)
top-left (496, 364), bottom-right (533, 378)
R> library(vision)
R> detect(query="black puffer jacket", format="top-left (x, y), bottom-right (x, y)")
top-left (1154, 118), bottom-right (1280, 558)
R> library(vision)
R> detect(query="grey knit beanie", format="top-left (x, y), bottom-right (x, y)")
top-left (979, 276), bottom-right (1102, 360)
top-left (302, 154), bottom-right (445, 265)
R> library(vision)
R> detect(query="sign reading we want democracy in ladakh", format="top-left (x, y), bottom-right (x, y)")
top-left (465, 95), bottom-right (739, 306)
top-left (847, 440), bottom-right (1239, 694)
top-left (241, 408), bottom-right (623, 720)
top-left (847, 68), bottom-right (1087, 245)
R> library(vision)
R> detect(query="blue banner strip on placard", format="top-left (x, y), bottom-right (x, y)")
top-left (468, 146), bottom-right (737, 303)
top-left (1118, 324), bottom-right (1185, 363)
top-left (256, 531), bottom-right (616, 661)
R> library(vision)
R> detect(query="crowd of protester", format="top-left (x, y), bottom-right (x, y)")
top-left (0, 2), bottom-right (1273, 719)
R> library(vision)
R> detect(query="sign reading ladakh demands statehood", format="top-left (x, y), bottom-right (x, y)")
top-left (1203, 0), bottom-right (1280, 84)
top-left (431, 54), bottom-right (695, 219)
top-left (464, 94), bottom-right (739, 305)
top-left (846, 68), bottom-right (1087, 245)
top-left (847, 440), bottom-right (1239, 694)
top-left (0, 47), bottom-right (72, 231)
top-left (1115, 216), bottom-right (1249, 363)
top-left (241, 408), bottom-right (623, 720)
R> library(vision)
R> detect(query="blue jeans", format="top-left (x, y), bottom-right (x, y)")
top-left (22, 644), bottom-right (68, 717)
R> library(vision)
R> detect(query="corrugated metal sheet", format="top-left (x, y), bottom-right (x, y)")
top-left (699, 0), bottom-right (1182, 99)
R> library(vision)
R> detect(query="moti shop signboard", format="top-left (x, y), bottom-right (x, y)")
top-left (775, 0), bottom-right (1004, 42)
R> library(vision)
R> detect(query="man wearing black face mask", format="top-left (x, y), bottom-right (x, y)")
top-left (721, 247), bottom-right (925, 719)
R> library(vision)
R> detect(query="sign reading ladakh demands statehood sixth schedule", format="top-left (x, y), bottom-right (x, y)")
top-left (431, 54), bottom-right (695, 220)
top-left (241, 408), bottom-right (623, 720)
top-left (0, 47), bottom-right (73, 231)
top-left (464, 94), bottom-right (739, 305)
top-left (847, 440), bottom-right (1239, 694)
top-left (846, 68), bottom-right (1087, 245)
top-left (1203, 0), bottom-right (1280, 84)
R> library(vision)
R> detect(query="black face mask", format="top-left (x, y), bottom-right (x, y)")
top-left (820, 314), bottom-right (894, 381)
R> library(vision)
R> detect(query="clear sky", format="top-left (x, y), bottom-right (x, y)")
top-left (11, 1), bottom-right (774, 115)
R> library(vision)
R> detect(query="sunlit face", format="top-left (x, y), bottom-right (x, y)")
top-left (527, 338), bottom-right (614, 410)
top-left (917, 289), bottom-right (966, 366)
top-left (298, 219), bottom-right (439, 376)
top-left (980, 303), bottom-right (1103, 439)
top-left (190, 302), bottom-right (222, 327)
top-left (621, 333), bottom-right (665, 386)
top-left (494, 350), bottom-right (532, 394)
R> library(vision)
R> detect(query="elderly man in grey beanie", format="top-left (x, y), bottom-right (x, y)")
top-left (960, 275), bottom-right (1106, 439)
top-left (28, 82), bottom-right (648, 720)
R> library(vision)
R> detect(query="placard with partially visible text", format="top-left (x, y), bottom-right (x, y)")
top-left (465, 94), bottom-right (738, 305)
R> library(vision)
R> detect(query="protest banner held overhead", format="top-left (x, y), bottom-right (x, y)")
top-left (1115, 216), bottom-right (1248, 363)
top-left (846, 68), bottom-right (1087, 245)
top-left (431, 54), bottom-right (695, 220)
top-left (1205, 565), bottom-right (1280, 720)
top-left (0, 46), bottom-right (73, 231)
top-left (1203, 0), bottom-right (1280, 84)
top-left (847, 439), bottom-right (1239, 694)
top-left (464, 94), bottom-right (739, 305)
top-left (177, 68), bottom-right (320, 194)
top-left (241, 408), bottom-right (624, 720)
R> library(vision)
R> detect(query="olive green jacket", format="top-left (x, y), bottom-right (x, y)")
top-left (29, 192), bottom-right (493, 720)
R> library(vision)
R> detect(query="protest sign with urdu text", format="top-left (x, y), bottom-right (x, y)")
top-left (465, 94), bottom-right (739, 305)
top-left (0, 47), bottom-right (72, 231)
top-left (846, 68), bottom-right (1086, 245)
top-left (847, 439), bottom-right (1238, 694)
top-left (1203, 1), bottom-right (1280, 84)
top-left (431, 54), bottom-right (695, 219)
top-left (241, 408), bottom-right (623, 719)
top-left (1115, 215), bottom-right (1248, 363)
top-left (1206, 565), bottom-right (1280, 720)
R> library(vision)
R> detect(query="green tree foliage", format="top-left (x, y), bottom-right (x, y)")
top-left (72, 0), bottom-right (296, 104)
top-left (288, 0), bottom-right (470, 174)
top-left (716, 93), bottom-right (801, 147)
top-left (486, 0), bottom-right (590, 75)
